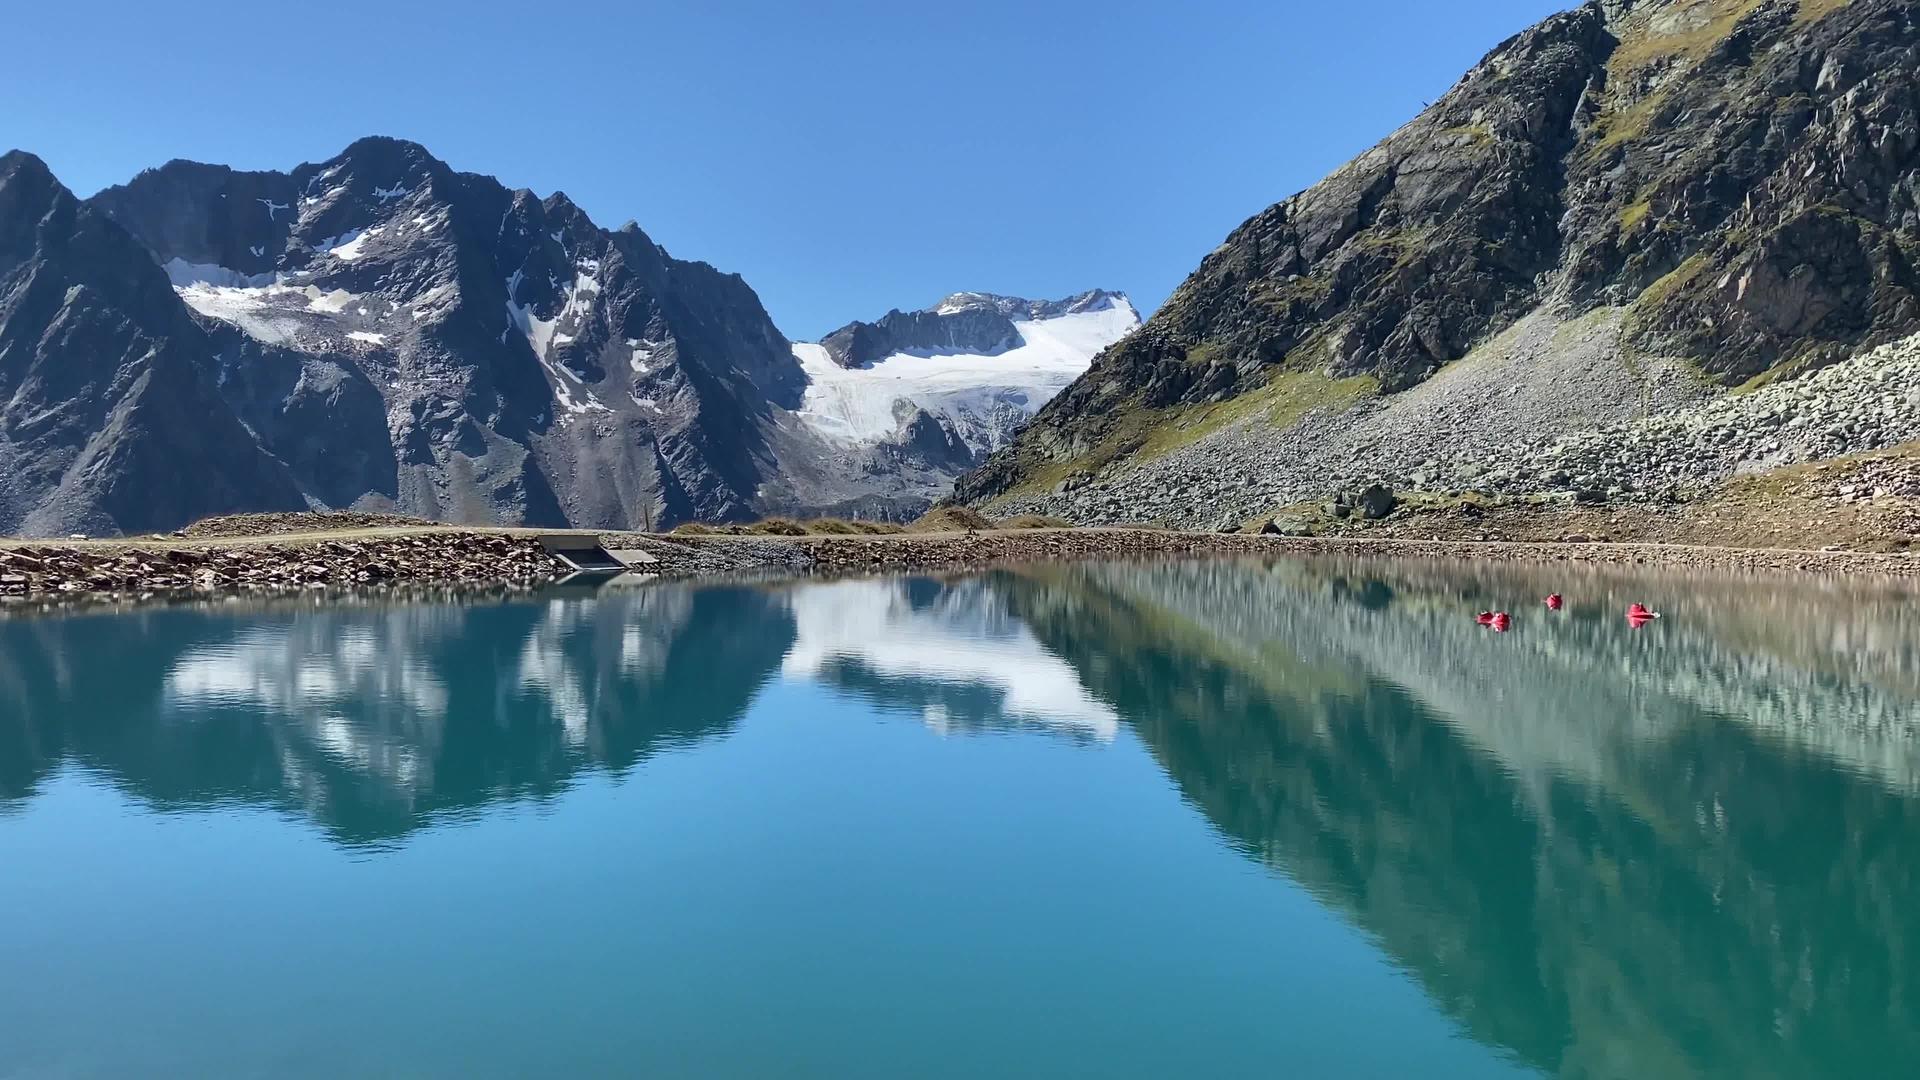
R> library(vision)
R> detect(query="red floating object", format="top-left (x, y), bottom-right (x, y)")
top-left (1490, 612), bottom-right (1512, 632)
top-left (1545, 593), bottom-right (1564, 610)
top-left (1476, 611), bottom-right (1496, 626)
top-left (1627, 602), bottom-right (1661, 628)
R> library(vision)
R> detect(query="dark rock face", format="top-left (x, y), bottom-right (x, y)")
top-left (1355, 484), bottom-right (1400, 520)
top-left (822, 307), bottom-right (1018, 369)
top-left (0, 151), bottom-right (307, 536)
top-left (820, 289), bottom-right (1125, 368)
top-left (959, 0), bottom-right (1920, 505)
top-left (82, 136), bottom-right (805, 532)
top-left (886, 408), bottom-right (978, 472)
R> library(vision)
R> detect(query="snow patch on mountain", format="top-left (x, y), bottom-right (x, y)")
top-left (177, 283), bottom-right (306, 345)
top-left (791, 293), bottom-right (1138, 452)
top-left (166, 255), bottom-right (383, 350)
top-left (329, 225), bottom-right (381, 261)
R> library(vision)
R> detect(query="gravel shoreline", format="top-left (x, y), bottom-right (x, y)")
top-left (2, 527), bottom-right (1916, 616)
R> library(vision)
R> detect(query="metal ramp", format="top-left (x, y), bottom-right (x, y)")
top-left (536, 534), bottom-right (630, 574)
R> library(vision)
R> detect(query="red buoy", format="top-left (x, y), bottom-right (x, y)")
top-left (1545, 594), bottom-right (1564, 611)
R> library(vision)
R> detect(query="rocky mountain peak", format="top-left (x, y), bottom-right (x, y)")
top-left (771, 285), bottom-right (1142, 520)
top-left (0, 149), bottom-right (55, 189)
top-left (1, 150), bottom-right (69, 253)
top-left (930, 288), bottom-right (1133, 320)
top-left (9, 136), bottom-right (1147, 534)
top-left (818, 288), bottom-right (1138, 370)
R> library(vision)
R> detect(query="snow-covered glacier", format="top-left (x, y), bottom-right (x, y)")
top-left (790, 290), bottom-right (1139, 456)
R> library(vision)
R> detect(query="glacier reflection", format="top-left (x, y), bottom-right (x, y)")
top-left (779, 577), bottom-right (1117, 741)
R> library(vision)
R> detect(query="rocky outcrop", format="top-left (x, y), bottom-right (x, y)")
top-left (1477, 328), bottom-right (1920, 499)
top-left (983, 319), bottom-right (1920, 529)
top-left (958, 0), bottom-right (1920, 517)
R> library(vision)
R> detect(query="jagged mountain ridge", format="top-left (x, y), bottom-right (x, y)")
top-left (818, 288), bottom-right (1129, 369)
top-left (957, 0), bottom-right (1920, 516)
top-left (88, 136), bottom-right (800, 531)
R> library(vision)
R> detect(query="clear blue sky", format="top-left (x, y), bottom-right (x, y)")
top-left (4, 0), bottom-right (1566, 340)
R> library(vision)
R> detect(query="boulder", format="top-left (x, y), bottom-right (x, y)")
top-left (1355, 484), bottom-right (1399, 520)
top-left (1261, 513), bottom-right (1315, 537)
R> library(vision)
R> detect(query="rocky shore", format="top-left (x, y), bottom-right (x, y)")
top-left (783, 530), bottom-right (1920, 581)
top-left (3, 521), bottom-right (1917, 617)
top-left (0, 532), bottom-right (565, 599)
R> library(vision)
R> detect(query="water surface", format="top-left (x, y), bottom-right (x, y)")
top-left (3, 559), bottom-right (1918, 1078)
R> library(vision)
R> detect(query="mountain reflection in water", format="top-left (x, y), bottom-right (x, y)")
top-left (0, 584), bottom-right (794, 844)
top-left (2, 558), bottom-right (1917, 1076)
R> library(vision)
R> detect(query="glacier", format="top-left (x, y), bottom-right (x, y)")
top-left (790, 292), bottom-right (1139, 455)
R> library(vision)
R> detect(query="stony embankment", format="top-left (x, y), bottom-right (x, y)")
top-left (788, 531), bottom-right (1920, 580)
top-left (3, 523), bottom-right (1917, 617)
top-left (0, 532), bottom-right (567, 600)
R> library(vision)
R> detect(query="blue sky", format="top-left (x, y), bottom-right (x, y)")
top-left (3, 0), bottom-right (1566, 339)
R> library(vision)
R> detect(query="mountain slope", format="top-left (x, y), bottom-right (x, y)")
top-left (958, 0), bottom-right (1920, 522)
top-left (0, 151), bottom-right (305, 536)
top-left (88, 136), bottom-right (801, 530)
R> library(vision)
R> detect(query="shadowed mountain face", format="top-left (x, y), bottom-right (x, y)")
top-left (0, 152), bottom-right (307, 535)
top-left (0, 582), bottom-right (794, 846)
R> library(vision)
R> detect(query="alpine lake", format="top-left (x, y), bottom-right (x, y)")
top-left (3, 556), bottom-right (1917, 1078)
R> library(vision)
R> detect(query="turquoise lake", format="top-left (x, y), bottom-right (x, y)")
top-left (3, 558), bottom-right (1918, 1078)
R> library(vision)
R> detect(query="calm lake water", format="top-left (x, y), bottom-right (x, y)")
top-left (3, 558), bottom-right (1919, 1078)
